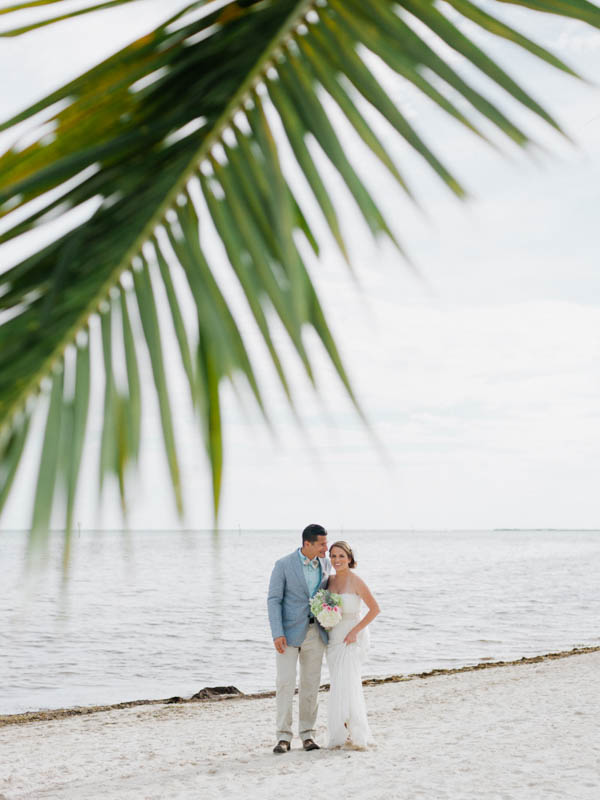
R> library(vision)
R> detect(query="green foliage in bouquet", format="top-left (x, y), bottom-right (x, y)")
top-left (311, 588), bottom-right (343, 616)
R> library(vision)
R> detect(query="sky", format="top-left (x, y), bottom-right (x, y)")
top-left (1, 1), bottom-right (599, 531)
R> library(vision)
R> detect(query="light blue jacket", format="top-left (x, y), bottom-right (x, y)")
top-left (268, 551), bottom-right (331, 646)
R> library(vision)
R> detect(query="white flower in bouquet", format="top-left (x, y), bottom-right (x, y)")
top-left (310, 589), bottom-right (343, 630)
top-left (317, 606), bottom-right (341, 629)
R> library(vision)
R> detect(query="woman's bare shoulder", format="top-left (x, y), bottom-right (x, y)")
top-left (350, 572), bottom-right (368, 591)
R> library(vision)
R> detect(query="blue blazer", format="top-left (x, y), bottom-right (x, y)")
top-left (268, 551), bottom-right (331, 647)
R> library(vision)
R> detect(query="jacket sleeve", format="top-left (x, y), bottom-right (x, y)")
top-left (267, 559), bottom-right (286, 640)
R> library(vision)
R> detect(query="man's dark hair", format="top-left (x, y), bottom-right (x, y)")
top-left (302, 523), bottom-right (327, 544)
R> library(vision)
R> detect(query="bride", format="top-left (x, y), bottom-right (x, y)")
top-left (326, 541), bottom-right (380, 749)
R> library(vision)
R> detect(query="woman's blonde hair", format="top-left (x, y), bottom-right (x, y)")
top-left (329, 540), bottom-right (357, 569)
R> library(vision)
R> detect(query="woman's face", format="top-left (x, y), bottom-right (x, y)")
top-left (330, 546), bottom-right (350, 572)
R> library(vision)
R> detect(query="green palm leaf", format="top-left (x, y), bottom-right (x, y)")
top-left (0, 0), bottom-right (598, 551)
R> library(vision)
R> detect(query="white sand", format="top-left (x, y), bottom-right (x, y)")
top-left (1, 652), bottom-right (599, 800)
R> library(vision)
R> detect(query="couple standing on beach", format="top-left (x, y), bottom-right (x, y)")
top-left (267, 524), bottom-right (380, 752)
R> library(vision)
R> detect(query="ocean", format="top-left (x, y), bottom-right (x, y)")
top-left (2, 529), bottom-right (599, 715)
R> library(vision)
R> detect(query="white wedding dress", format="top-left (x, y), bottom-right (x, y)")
top-left (326, 592), bottom-right (375, 749)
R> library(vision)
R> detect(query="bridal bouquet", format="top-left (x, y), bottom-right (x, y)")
top-left (310, 589), bottom-right (343, 630)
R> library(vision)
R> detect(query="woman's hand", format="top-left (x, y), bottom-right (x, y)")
top-left (344, 629), bottom-right (358, 645)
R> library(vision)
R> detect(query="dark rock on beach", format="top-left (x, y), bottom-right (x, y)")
top-left (191, 686), bottom-right (243, 700)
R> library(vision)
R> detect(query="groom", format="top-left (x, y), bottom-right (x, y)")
top-left (267, 523), bottom-right (330, 753)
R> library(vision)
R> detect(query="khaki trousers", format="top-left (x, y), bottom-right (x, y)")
top-left (275, 623), bottom-right (325, 742)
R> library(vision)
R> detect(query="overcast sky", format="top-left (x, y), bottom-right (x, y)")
top-left (1, 2), bottom-right (599, 531)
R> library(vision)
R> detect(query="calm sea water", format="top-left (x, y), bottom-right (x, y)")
top-left (1, 529), bottom-right (600, 715)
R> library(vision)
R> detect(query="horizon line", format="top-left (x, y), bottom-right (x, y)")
top-left (2, 527), bottom-right (599, 534)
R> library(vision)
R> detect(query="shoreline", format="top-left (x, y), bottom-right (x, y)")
top-left (2, 650), bottom-right (599, 799)
top-left (3, 643), bottom-right (599, 729)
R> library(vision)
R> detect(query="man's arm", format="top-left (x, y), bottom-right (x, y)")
top-left (267, 560), bottom-right (286, 652)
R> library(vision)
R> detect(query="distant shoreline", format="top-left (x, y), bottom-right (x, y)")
top-left (492, 528), bottom-right (600, 532)
top-left (3, 644), bottom-right (599, 729)
top-left (2, 528), bottom-right (600, 534)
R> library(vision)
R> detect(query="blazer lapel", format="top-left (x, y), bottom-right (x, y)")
top-left (290, 551), bottom-right (309, 597)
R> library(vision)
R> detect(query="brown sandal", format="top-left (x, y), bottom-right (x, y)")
top-left (273, 740), bottom-right (291, 753)
top-left (303, 738), bottom-right (320, 751)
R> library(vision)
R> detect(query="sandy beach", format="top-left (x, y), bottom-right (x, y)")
top-left (1, 650), bottom-right (599, 800)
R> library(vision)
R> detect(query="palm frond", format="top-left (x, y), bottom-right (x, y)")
top-left (0, 0), bottom-right (598, 547)
top-left (0, 0), bottom-right (193, 36)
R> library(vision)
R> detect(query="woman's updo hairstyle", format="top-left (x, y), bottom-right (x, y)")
top-left (329, 540), bottom-right (357, 569)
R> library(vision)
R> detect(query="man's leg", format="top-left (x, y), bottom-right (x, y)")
top-left (275, 643), bottom-right (299, 743)
top-left (298, 625), bottom-right (325, 742)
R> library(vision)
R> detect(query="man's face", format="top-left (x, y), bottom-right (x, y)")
top-left (303, 535), bottom-right (328, 560)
